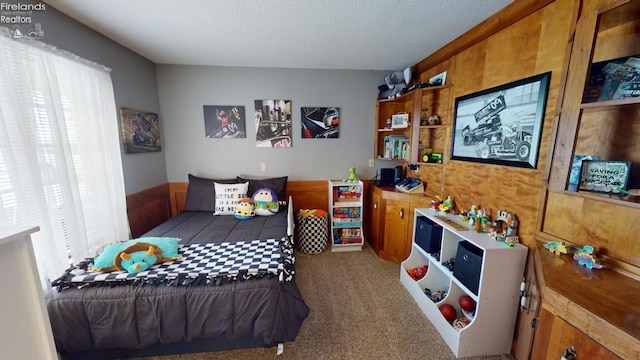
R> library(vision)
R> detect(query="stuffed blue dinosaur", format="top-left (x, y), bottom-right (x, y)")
top-left (91, 237), bottom-right (180, 273)
top-left (114, 243), bottom-right (161, 274)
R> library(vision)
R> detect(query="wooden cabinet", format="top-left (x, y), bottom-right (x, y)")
top-left (530, 239), bottom-right (640, 360)
top-left (531, 308), bottom-right (621, 360)
top-left (368, 185), bottom-right (430, 264)
top-left (367, 186), bottom-right (382, 253)
top-left (534, 2), bottom-right (640, 358)
top-left (382, 198), bottom-right (411, 263)
top-left (400, 209), bottom-right (527, 358)
top-left (374, 86), bottom-right (453, 197)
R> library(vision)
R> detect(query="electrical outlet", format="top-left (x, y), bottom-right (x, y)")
top-left (260, 162), bottom-right (267, 172)
top-left (369, 159), bottom-right (375, 167)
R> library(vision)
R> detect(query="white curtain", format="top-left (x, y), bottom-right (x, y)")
top-left (0, 27), bottom-right (130, 285)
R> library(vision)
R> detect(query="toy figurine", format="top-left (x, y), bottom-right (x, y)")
top-left (430, 196), bottom-right (442, 211)
top-left (544, 241), bottom-right (568, 255)
top-left (573, 245), bottom-right (603, 269)
top-left (443, 196), bottom-right (454, 211)
top-left (438, 196), bottom-right (454, 213)
top-left (346, 167), bottom-right (358, 182)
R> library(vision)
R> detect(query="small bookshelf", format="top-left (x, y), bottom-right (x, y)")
top-left (329, 180), bottom-right (364, 251)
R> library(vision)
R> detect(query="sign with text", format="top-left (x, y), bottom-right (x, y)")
top-left (579, 160), bottom-right (631, 193)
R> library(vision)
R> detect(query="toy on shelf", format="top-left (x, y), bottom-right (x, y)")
top-left (438, 196), bottom-right (455, 213)
top-left (573, 245), bottom-right (603, 269)
top-left (439, 303), bottom-right (457, 322)
top-left (543, 241), bottom-right (568, 255)
top-left (453, 316), bottom-right (471, 330)
top-left (430, 195), bottom-right (442, 211)
top-left (488, 210), bottom-right (520, 246)
top-left (407, 265), bottom-right (428, 280)
top-left (464, 205), bottom-right (479, 225)
top-left (345, 167), bottom-right (358, 182)
top-left (424, 288), bottom-right (448, 302)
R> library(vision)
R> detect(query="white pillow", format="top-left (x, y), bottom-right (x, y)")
top-left (214, 182), bottom-right (249, 215)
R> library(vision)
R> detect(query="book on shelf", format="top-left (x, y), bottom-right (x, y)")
top-left (332, 206), bottom-right (361, 220)
top-left (334, 200), bottom-right (361, 206)
top-left (333, 228), bottom-right (362, 244)
top-left (384, 135), bottom-right (408, 159)
top-left (333, 185), bottom-right (362, 201)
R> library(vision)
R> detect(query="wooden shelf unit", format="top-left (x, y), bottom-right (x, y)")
top-left (375, 85), bottom-right (452, 195)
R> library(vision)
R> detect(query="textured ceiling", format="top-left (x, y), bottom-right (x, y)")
top-left (45, 0), bottom-right (513, 71)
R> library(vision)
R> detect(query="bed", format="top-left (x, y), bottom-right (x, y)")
top-left (46, 175), bottom-right (310, 360)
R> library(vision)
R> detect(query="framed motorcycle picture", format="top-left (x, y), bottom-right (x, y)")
top-left (450, 72), bottom-right (551, 169)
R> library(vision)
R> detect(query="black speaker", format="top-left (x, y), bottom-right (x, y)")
top-left (394, 166), bottom-right (404, 184)
top-left (378, 168), bottom-right (394, 186)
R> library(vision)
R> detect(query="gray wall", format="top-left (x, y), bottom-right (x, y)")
top-left (31, 2), bottom-right (167, 194)
top-left (32, 1), bottom-right (395, 191)
top-left (157, 65), bottom-right (391, 182)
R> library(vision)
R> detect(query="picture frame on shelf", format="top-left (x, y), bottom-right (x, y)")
top-left (450, 72), bottom-right (551, 169)
top-left (391, 113), bottom-right (409, 129)
top-left (583, 54), bottom-right (640, 103)
top-left (568, 155), bottom-right (600, 191)
top-left (429, 71), bottom-right (447, 86)
top-left (579, 160), bottom-right (632, 193)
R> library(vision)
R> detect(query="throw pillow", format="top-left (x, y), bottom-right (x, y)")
top-left (237, 175), bottom-right (287, 205)
top-left (184, 174), bottom-right (238, 212)
top-left (214, 181), bottom-right (249, 215)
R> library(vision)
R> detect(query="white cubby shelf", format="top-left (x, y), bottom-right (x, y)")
top-left (400, 208), bottom-right (527, 358)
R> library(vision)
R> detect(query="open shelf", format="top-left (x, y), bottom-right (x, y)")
top-left (400, 209), bottom-right (527, 358)
top-left (329, 180), bottom-right (364, 252)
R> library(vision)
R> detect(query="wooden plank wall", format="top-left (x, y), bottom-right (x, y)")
top-left (412, 0), bottom-right (578, 249)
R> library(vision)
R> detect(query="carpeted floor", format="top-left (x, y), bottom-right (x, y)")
top-left (135, 243), bottom-right (514, 360)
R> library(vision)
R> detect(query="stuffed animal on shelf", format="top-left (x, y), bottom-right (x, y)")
top-left (346, 167), bottom-right (358, 182)
top-left (114, 242), bottom-right (162, 274)
top-left (235, 197), bottom-right (255, 220)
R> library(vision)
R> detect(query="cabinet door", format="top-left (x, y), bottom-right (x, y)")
top-left (383, 199), bottom-right (409, 264)
top-left (533, 308), bottom-right (621, 360)
top-left (367, 188), bottom-right (382, 255)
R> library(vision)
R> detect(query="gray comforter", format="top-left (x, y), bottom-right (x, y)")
top-left (46, 211), bottom-right (309, 354)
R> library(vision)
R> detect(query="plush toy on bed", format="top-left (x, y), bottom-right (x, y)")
top-left (115, 243), bottom-right (162, 274)
top-left (91, 237), bottom-right (181, 273)
top-left (235, 197), bottom-right (255, 220)
top-left (252, 187), bottom-right (285, 216)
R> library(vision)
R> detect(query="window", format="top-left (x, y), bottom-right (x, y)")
top-left (0, 28), bottom-right (130, 286)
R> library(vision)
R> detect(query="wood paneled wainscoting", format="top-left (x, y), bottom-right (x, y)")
top-left (126, 183), bottom-right (171, 238)
top-left (126, 180), bottom-right (353, 239)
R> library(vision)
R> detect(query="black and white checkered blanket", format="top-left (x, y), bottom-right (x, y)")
top-left (52, 236), bottom-right (295, 291)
